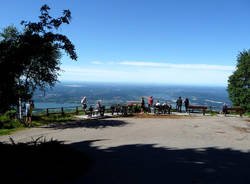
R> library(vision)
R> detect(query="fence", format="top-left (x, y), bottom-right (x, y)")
top-left (22, 103), bottom-right (222, 117)
top-left (32, 106), bottom-right (83, 116)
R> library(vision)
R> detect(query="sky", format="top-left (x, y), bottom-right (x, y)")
top-left (1, 0), bottom-right (250, 86)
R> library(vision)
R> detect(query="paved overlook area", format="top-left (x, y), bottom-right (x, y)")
top-left (1, 114), bottom-right (250, 183)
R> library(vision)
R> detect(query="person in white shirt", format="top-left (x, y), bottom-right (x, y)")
top-left (155, 100), bottom-right (161, 106)
top-left (25, 100), bottom-right (31, 126)
top-left (81, 96), bottom-right (87, 111)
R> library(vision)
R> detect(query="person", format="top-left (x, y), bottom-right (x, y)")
top-left (162, 101), bottom-right (167, 106)
top-left (163, 100), bottom-right (171, 109)
top-left (222, 103), bottom-right (227, 114)
top-left (95, 101), bottom-right (101, 111)
top-left (29, 100), bottom-right (34, 124)
top-left (88, 106), bottom-right (93, 117)
top-left (176, 97), bottom-right (183, 112)
top-left (144, 96), bottom-right (154, 113)
top-left (155, 100), bottom-right (161, 106)
top-left (162, 100), bottom-right (171, 114)
top-left (141, 97), bottom-right (145, 113)
top-left (184, 98), bottom-right (189, 112)
top-left (81, 96), bottom-right (87, 112)
top-left (25, 100), bottom-right (31, 126)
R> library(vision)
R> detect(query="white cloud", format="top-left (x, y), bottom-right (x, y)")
top-left (91, 61), bottom-right (102, 65)
top-left (119, 61), bottom-right (235, 71)
top-left (60, 65), bottom-right (233, 86)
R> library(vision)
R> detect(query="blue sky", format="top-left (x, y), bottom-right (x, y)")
top-left (1, 0), bottom-right (250, 86)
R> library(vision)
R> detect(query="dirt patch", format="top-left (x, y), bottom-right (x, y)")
top-left (216, 131), bottom-right (226, 134)
top-left (232, 126), bottom-right (250, 133)
top-left (131, 113), bottom-right (196, 119)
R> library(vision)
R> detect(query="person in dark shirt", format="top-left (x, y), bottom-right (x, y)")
top-left (184, 98), bottom-right (190, 112)
top-left (176, 97), bottom-right (183, 112)
top-left (141, 97), bottom-right (145, 113)
top-left (222, 103), bottom-right (227, 114)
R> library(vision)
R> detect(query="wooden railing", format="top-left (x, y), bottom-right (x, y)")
top-left (29, 104), bottom-right (240, 117)
top-left (32, 106), bottom-right (83, 116)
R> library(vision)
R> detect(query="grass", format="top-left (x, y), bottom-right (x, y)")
top-left (209, 112), bottom-right (219, 116)
top-left (244, 111), bottom-right (250, 118)
top-left (0, 113), bottom-right (76, 136)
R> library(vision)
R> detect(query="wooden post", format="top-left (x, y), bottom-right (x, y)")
top-left (240, 110), bottom-right (243, 117)
top-left (61, 107), bottom-right (64, 116)
top-left (46, 108), bottom-right (49, 116)
top-left (19, 98), bottom-right (22, 120)
top-left (76, 106), bottom-right (79, 115)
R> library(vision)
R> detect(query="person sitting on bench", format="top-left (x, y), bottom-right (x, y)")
top-left (94, 101), bottom-right (101, 115)
top-left (155, 100), bottom-right (161, 106)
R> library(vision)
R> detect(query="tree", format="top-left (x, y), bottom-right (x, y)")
top-left (0, 5), bottom-right (77, 113)
top-left (227, 50), bottom-right (250, 111)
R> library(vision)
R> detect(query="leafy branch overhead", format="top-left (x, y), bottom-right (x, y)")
top-left (0, 4), bottom-right (77, 113)
top-left (21, 4), bottom-right (77, 60)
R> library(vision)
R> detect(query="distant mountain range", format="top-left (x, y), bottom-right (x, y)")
top-left (33, 82), bottom-right (231, 110)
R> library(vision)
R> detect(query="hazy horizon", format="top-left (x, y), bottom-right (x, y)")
top-left (59, 80), bottom-right (229, 88)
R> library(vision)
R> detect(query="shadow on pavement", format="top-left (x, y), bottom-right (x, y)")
top-left (44, 119), bottom-right (129, 130)
top-left (0, 139), bottom-right (93, 184)
top-left (71, 140), bottom-right (250, 184)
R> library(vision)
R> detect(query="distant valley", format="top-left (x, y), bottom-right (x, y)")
top-left (32, 82), bottom-right (231, 111)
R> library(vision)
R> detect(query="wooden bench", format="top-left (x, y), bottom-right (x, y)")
top-left (126, 101), bottom-right (140, 106)
top-left (154, 105), bottom-right (171, 115)
top-left (92, 106), bottom-right (105, 117)
top-left (188, 106), bottom-right (207, 115)
top-left (126, 101), bottom-right (140, 113)
top-left (110, 105), bottom-right (128, 116)
top-left (224, 107), bottom-right (245, 117)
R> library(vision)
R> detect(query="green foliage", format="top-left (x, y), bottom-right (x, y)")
top-left (209, 112), bottom-right (219, 116)
top-left (0, 112), bottom-right (75, 135)
top-left (227, 50), bottom-right (250, 111)
top-left (0, 4), bottom-right (77, 113)
top-left (33, 114), bottom-right (74, 124)
top-left (0, 110), bottom-right (22, 129)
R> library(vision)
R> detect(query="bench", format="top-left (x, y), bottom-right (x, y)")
top-left (154, 105), bottom-right (172, 115)
top-left (126, 101), bottom-right (141, 113)
top-left (92, 106), bottom-right (105, 117)
top-left (188, 106), bottom-right (207, 115)
top-left (126, 101), bottom-right (140, 106)
top-left (110, 105), bottom-right (128, 116)
top-left (224, 107), bottom-right (245, 117)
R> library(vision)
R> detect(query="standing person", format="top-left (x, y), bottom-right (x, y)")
top-left (145, 96), bottom-right (154, 113)
top-left (29, 100), bottom-right (34, 125)
top-left (141, 97), bottom-right (145, 113)
top-left (176, 97), bottom-right (183, 112)
top-left (25, 100), bottom-right (31, 126)
top-left (81, 96), bottom-right (87, 113)
top-left (222, 103), bottom-right (227, 114)
top-left (184, 98), bottom-right (189, 112)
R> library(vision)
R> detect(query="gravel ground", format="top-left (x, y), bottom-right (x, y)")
top-left (1, 115), bottom-right (250, 151)
top-left (1, 115), bottom-right (250, 183)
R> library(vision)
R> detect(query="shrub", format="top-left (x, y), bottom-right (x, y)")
top-left (0, 110), bottom-right (20, 129)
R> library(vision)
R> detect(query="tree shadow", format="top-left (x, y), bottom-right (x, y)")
top-left (44, 119), bottom-right (129, 130)
top-left (0, 139), bottom-right (93, 184)
top-left (70, 140), bottom-right (250, 184)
